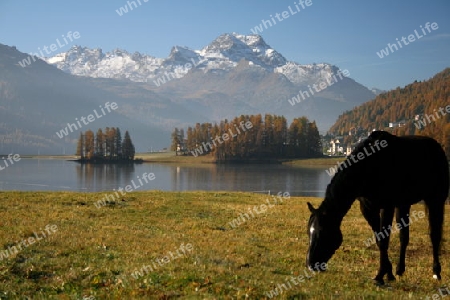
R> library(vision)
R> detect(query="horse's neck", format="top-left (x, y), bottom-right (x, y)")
top-left (320, 170), bottom-right (359, 223)
top-left (320, 194), bottom-right (356, 224)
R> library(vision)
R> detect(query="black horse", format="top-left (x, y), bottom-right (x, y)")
top-left (306, 131), bottom-right (449, 285)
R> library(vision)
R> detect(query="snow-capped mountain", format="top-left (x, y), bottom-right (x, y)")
top-left (45, 33), bottom-right (348, 87)
top-left (1, 34), bottom-right (379, 154)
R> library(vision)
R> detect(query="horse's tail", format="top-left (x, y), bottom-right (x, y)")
top-left (437, 140), bottom-right (449, 203)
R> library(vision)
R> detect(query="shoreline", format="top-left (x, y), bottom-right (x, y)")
top-left (10, 153), bottom-right (346, 166)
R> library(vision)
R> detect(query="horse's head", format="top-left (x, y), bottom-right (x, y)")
top-left (306, 202), bottom-right (342, 271)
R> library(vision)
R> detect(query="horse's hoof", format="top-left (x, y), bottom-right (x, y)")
top-left (396, 266), bottom-right (405, 276)
top-left (387, 274), bottom-right (396, 281)
top-left (433, 274), bottom-right (441, 280)
top-left (373, 277), bottom-right (385, 286)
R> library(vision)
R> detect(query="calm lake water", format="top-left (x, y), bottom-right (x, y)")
top-left (0, 158), bottom-right (331, 197)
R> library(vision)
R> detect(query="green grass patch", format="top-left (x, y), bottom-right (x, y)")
top-left (0, 191), bottom-right (448, 299)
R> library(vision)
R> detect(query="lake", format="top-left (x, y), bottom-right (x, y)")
top-left (0, 158), bottom-right (331, 197)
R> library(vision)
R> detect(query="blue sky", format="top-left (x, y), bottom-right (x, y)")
top-left (1, 0), bottom-right (449, 90)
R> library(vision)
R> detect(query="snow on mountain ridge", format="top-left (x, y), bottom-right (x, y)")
top-left (44, 33), bottom-right (343, 86)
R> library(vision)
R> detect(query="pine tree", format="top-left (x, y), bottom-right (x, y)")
top-left (95, 129), bottom-right (104, 158)
top-left (115, 128), bottom-right (122, 159)
top-left (306, 121), bottom-right (322, 157)
top-left (122, 131), bottom-right (135, 160)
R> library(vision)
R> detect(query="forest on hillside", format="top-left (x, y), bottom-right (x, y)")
top-left (329, 68), bottom-right (450, 157)
top-left (171, 114), bottom-right (322, 162)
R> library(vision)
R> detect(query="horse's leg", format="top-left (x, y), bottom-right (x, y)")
top-left (359, 198), bottom-right (380, 239)
top-left (395, 205), bottom-right (410, 276)
top-left (374, 206), bottom-right (396, 284)
top-left (426, 200), bottom-right (445, 280)
top-left (359, 200), bottom-right (395, 285)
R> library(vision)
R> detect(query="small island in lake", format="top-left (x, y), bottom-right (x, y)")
top-left (74, 127), bottom-right (142, 164)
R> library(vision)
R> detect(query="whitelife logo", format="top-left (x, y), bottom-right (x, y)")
top-left (0, 154), bottom-right (21, 172)
top-left (325, 139), bottom-right (388, 177)
top-left (94, 172), bottom-right (155, 208)
top-left (18, 31), bottom-right (81, 68)
top-left (414, 104), bottom-right (450, 130)
top-left (376, 22), bottom-right (439, 58)
top-left (130, 243), bottom-right (194, 279)
top-left (115, 0), bottom-right (149, 16)
top-left (55, 102), bottom-right (118, 139)
top-left (190, 120), bottom-right (253, 157)
top-left (363, 210), bottom-right (425, 247)
top-left (0, 224), bottom-right (58, 261)
top-left (152, 56), bottom-right (205, 87)
top-left (250, 0), bottom-right (313, 34)
top-left (288, 69), bottom-right (349, 106)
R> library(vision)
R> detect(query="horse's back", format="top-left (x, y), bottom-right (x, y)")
top-left (370, 132), bottom-right (449, 205)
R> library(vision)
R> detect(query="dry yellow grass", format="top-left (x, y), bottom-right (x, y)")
top-left (0, 191), bottom-right (448, 299)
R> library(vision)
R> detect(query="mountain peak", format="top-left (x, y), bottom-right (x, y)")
top-left (166, 46), bottom-right (199, 64)
top-left (199, 32), bottom-right (286, 68)
top-left (43, 32), bottom-right (346, 85)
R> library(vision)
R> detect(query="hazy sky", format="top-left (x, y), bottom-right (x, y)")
top-left (1, 0), bottom-right (449, 90)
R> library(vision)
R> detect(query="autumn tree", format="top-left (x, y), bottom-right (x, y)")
top-left (76, 128), bottom-right (135, 161)
top-left (95, 129), bottom-right (104, 157)
top-left (178, 114), bottom-right (322, 161)
top-left (84, 130), bottom-right (95, 159)
top-left (443, 123), bottom-right (450, 159)
top-left (329, 67), bottom-right (450, 146)
top-left (76, 132), bottom-right (84, 159)
top-left (105, 127), bottom-right (116, 159)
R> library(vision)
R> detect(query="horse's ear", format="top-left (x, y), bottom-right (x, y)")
top-left (307, 202), bottom-right (316, 213)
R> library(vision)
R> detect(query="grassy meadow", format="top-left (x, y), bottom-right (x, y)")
top-left (0, 191), bottom-right (449, 299)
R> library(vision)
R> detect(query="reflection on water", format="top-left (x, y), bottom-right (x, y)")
top-left (167, 164), bottom-right (329, 196)
top-left (0, 159), bottom-right (331, 197)
top-left (76, 163), bottom-right (136, 192)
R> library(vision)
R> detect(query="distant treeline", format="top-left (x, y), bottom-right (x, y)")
top-left (76, 127), bottom-right (136, 161)
top-left (329, 67), bottom-right (450, 157)
top-left (171, 114), bottom-right (322, 162)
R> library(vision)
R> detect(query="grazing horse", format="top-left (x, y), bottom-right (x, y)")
top-left (306, 131), bottom-right (449, 285)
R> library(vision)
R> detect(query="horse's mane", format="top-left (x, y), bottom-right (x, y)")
top-left (333, 130), bottom-right (395, 179)
top-left (350, 130), bottom-right (395, 158)
top-left (320, 131), bottom-right (396, 211)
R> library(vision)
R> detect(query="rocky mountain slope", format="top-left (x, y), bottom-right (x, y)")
top-left (44, 33), bottom-right (377, 131)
